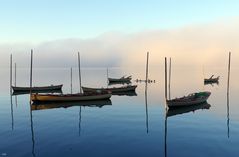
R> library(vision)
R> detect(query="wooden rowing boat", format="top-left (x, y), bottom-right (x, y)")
top-left (204, 75), bottom-right (219, 83)
top-left (108, 76), bottom-right (132, 83)
top-left (31, 91), bottom-right (112, 102)
top-left (31, 99), bottom-right (112, 111)
top-left (12, 84), bottom-right (63, 93)
top-left (82, 85), bottom-right (137, 93)
top-left (166, 91), bottom-right (211, 107)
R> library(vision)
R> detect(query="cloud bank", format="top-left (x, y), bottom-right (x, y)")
top-left (0, 18), bottom-right (239, 68)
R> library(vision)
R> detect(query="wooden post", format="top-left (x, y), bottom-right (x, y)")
top-left (106, 68), bottom-right (109, 87)
top-left (107, 68), bottom-right (109, 79)
top-left (10, 54), bottom-right (12, 94)
top-left (165, 57), bottom-right (168, 100)
top-left (145, 52), bottom-right (149, 133)
top-left (14, 63), bottom-right (16, 86)
top-left (145, 52), bottom-right (149, 83)
top-left (227, 52), bottom-right (231, 138)
top-left (168, 57), bottom-right (171, 100)
top-left (70, 68), bottom-right (72, 93)
top-left (14, 62), bottom-right (17, 107)
top-left (30, 49), bottom-right (33, 96)
top-left (78, 52), bottom-right (82, 93)
top-left (227, 52), bottom-right (231, 94)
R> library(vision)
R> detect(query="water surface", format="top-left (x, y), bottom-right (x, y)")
top-left (0, 66), bottom-right (239, 157)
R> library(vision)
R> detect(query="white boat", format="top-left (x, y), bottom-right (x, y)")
top-left (31, 91), bottom-right (112, 102)
top-left (108, 76), bottom-right (132, 83)
top-left (82, 85), bottom-right (137, 93)
top-left (166, 91), bottom-right (211, 107)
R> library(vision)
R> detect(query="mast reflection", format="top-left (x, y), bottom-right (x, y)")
top-left (227, 91), bottom-right (230, 138)
top-left (29, 99), bottom-right (112, 156)
top-left (10, 94), bottom-right (14, 130)
top-left (30, 104), bottom-right (36, 157)
top-left (145, 83), bottom-right (149, 133)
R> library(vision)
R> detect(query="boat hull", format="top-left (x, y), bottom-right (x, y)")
top-left (12, 84), bottom-right (63, 93)
top-left (167, 92), bottom-right (211, 107)
top-left (31, 92), bottom-right (112, 102)
top-left (82, 85), bottom-right (137, 93)
top-left (108, 77), bottom-right (131, 83)
top-left (204, 78), bottom-right (219, 83)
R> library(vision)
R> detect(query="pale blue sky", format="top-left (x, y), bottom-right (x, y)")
top-left (0, 0), bottom-right (239, 42)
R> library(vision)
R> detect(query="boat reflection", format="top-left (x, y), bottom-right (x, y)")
top-left (204, 81), bottom-right (219, 86)
top-left (166, 102), bottom-right (211, 117)
top-left (164, 102), bottom-right (211, 157)
top-left (112, 91), bottom-right (137, 96)
top-left (30, 99), bottom-right (111, 156)
top-left (12, 89), bottom-right (62, 96)
top-left (31, 99), bottom-right (112, 111)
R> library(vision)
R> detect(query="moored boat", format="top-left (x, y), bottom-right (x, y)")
top-left (12, 84), bottom-right (63, 93)
top-left (108, 76), bottom-right (132, 83)
top-left (204, 75), bottom-right (219, 83)
top-left (82, 85), bottom-right (137, 93)
top-left (31, 91), bottom-right (112, 102)
top-left (166, 91), bottom-right (211, 107)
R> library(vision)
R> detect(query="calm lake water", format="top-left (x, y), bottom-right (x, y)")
top-left (1, 66), bottom-right (239, 157)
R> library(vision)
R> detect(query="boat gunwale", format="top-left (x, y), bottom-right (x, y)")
top-left (166, 91), bottom-right (211, 107)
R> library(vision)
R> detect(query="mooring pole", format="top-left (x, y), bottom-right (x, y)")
top-left (145, 52), bottom-right (149, 84)
top-left (168, 57), bottom-right (171, 100)
top-left (227, 52), bottom-right (231, 94)
top-left (10, 54), bottom-right (12, 94)
top-left (30, 49), bottom-right (33, 96)
top-left (14, 63), bottom-right (17, 86)
top-left (71, 67), bottom-right (73, 94)
top-left (78, 52), bottom-right (82, 93)
top-left (227, 52), bottom-right (231, 138)
top-left (165, 57), bottom-right (168, 100)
